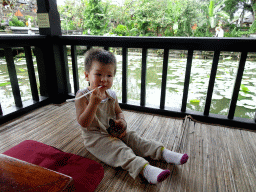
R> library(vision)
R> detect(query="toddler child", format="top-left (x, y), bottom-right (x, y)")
top-left (75, 48), bottom-right (188, 184)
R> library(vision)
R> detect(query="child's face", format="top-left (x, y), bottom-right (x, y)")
top-left (85, 61), bottom-right (115, 91)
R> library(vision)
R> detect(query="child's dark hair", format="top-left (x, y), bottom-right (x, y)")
top-left (84, 48), bottom-right (117, 75)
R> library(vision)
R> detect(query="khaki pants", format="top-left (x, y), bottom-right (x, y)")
top-left (82, 130), bottom-right (164, 179)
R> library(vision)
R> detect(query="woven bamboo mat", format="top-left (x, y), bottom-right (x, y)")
top-left (1, 103), bottom-right (256, 191)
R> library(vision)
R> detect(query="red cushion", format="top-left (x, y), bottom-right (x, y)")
top-left (3, 140), bottom-right (104, 192)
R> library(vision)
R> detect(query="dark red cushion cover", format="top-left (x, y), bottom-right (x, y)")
top-left (3, 140), bottom-right (104, 192)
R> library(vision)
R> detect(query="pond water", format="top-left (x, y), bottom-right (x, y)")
top-left (0, 50), bottom-right (255, 119)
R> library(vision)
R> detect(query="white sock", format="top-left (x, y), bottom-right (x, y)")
top-left (162, 149), bottom-right (189, 165)
top-left (143, 164), bottom-right (170, 184)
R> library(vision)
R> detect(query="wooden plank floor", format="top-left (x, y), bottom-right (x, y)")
top-left (1, 102), bottom-right (256, 192)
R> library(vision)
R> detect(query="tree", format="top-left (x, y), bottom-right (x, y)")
top-left (2, 0), bottom-right (37, 27)
top-left (107, 0), bottom-right (132, 27)
top-left (249, 0), bottom-right (256, 22)
top-left (208, 0), bottom-right (229, 28)
top-left (166, 0), bottom-right (198, 36)
top-left (58, 0), bottom-right (87, 32)
top-left (83, 0), bottom-right (109, 35)
top-left (56, 0), bottom-right (254, 37)
top-left (131, 0), bottom-right (155, 35)
top-left (223, 0), bottom-right (256, 27)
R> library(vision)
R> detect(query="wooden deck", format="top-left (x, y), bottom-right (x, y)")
top-left (1, 102), bottom-right (256, 192)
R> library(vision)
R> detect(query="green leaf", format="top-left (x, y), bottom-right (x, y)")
top-left (0, 82), bottom-right (11, 87)
top-left (190, 99), bottom-right (200, 104)
top-left (240, 84), bottom-right (250, 93)
top-left (208, 0), bottom-right (215, 17)
top-left (238, 95), bottom-right (246, 101)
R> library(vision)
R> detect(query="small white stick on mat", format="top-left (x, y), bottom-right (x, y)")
top-left (66, 86), bottom-right (102, 102)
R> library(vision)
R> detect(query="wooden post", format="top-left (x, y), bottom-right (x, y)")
top-left (36, 0), bottom-right (70, 104)
top-left (0, 103), bottom-right (2, 116)
top-left (181, 49), bottom-right (193, 112)
top-left (37, 0), bottom-right (62, 36)
top-left (4, 48), bottom-right (23, 108)
top-left (140, 48), bottom-right (147, 107)
top-left (122, 48), bottom-right (128, 104)
top-left (160, 48), bottom-right (169, 109)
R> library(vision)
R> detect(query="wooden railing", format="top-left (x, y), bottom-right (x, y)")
top-left (0, 0), bottom-right (256, 130)
top-left (0, 35), bottom-right (256, 129)
top-left (0, 35), bottom-right (50, 123)
top-left (57, 35), bottom-right (256, 130)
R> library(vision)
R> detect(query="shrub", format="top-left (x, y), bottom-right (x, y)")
top-left (224, 27), bottom-right (250, 37)
top-left (193, 24), bottom-right (213, 37)
top-left (250, 20), bottom-right (256, 33)
top-left (9, 16), bottom-right (25, 27)
top-left (128, 28), bottom-right (139, 36)
top-left (113, 24), bottom-right (128, 36)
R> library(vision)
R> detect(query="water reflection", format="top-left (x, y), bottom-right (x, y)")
top-left (0, 57), bottom-right (39, 109)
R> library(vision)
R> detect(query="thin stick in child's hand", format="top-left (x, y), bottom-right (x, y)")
top-left (66, 86), bottom-right (102, 102)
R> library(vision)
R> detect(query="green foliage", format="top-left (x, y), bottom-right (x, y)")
top-left (83, 0), bottom-right (109, 35)
top-left (0, 25), bottom-right (5, 30)
top-left (223, 0), bottom-right (242, 20)
top-left (224, 27), bottom-right (251, 37)
top-left (113, 25), bottom-right (128, 36)
top-left (128, 28), bottom-right (139, 36)
top-left (253, 1), bottom-right (256, 10)
top-left (208, 0), bottom-right (229, 28)
top-left (176, 1), bottom-right (196, 37)
top-left (0, 82), bottom-right (11, 87)
top-left (24, 15), bottom-right (35, 27)
top-left (241, 84), bottom-right (250, 93)
top-left (9, 16), bottom-right (25, 27)
top-left (56, 0), bottom-right (254, 37)
top-left (209, 0), bottom-right (215, 17)
top-left (59, 0), bottom-right (89, 32)
top-left (190, 99), bottom-right (200, 104)
top-left (250, 20), bottom-right (256, 33)
top-left (193, 24), bottom-right (213, 37)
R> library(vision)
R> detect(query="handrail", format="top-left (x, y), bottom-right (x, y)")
top-left (0, 35), bottom-right (256, 130)
top-left (0, 35), bottom-right (47, 48)
top-left (56, 35), bottom-right (256, 52)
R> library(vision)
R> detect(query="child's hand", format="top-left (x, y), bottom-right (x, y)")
top-left (107, 118), bottom-right (127, 139)
top-left (114, 119), bottom-right (127, 139)
top-left (114, 119), bottom-right (127, 130)
top-left (90, 88), bottom-right (103, 105)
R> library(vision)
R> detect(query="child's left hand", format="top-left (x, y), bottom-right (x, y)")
top-left (107, 119), bottom-right (127, 139)
top-left (114, 119), bottom-right (126, 129)
top-left (114, 119), bottom-right (127, 139)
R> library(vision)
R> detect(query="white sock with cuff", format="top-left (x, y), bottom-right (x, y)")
top-left (143, 164), bottom-right (170, 184)
top-left (162, 148), bottom-right (189, 165)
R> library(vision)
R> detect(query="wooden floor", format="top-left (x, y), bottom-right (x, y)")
top-left (1, 102), bottom-right (256, 192)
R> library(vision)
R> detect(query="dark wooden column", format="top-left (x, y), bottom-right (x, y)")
top-left (36, 0), bottom-right (70, 104)
top-left (37, 0), bottom-right (62, 36)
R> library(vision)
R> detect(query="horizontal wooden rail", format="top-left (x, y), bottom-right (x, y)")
top-left (57, 36), bottom-right (256, 52)
top-left (0, 35), bottom-right (47, 48)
